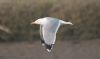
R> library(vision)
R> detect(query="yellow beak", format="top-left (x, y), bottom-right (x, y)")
top-left (31, 22), bottom-right (35, 24)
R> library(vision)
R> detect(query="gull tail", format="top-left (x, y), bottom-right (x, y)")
top-left (60, 20), bottom-right (73, 25)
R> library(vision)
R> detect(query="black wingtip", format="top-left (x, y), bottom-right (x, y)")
top-left (46, 49), bottom-right (51, 52)
top-left (41, 39), bottom-right (45, 46)
top-left (45, 44), bottom-right (54, 52)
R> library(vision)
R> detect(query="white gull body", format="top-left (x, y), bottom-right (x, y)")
top-left (31, 17), bottom-right (73, 52)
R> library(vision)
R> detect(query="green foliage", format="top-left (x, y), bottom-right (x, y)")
top-left (0, 0), bottom-right (100, 41)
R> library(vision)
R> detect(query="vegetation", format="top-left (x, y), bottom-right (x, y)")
top-left (0, 0), bottom-right (100, 41)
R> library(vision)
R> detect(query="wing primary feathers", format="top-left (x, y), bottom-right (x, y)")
top-left (41, 39), bottom-right (45, 46)
top-left (45, 44), bottom-right (54, 52)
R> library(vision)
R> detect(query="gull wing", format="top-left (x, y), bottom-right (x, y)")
top-left (42, 22), bottom-right (60, 51)
top-left (40, 25), bottom-right (45, 46)
top-left (42, 22), bottom-right (60, 45)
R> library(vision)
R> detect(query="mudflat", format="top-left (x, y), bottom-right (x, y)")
top-left (0, 39), bottom-right (100, 59)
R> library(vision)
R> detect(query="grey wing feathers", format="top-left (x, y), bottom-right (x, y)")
top-left (40, 25), bottom-right (45, 45)
top-left (42, 21), bottom-right (60, 45)
top-left (40, 25), bottom-right (54, 50)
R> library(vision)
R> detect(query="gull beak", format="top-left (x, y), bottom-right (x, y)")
top-left (31, 22), bottom-right (36, 24)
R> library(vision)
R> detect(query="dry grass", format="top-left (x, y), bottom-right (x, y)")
top-left (0, 0), bottom-right (100, 41)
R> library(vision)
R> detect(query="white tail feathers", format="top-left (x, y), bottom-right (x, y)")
top-left (60, 20), bottom-right (73, 25)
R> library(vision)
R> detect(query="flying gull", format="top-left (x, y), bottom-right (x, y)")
top-left (31, 17), bottom-right (73, 52)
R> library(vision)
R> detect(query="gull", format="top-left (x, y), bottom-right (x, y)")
top-left (31, 17), bottom-right (73, 52)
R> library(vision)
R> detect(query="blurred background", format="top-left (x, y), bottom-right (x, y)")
top-left (0, 0), bottom-right (100, 59)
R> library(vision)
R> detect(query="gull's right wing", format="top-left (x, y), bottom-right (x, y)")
top-left (40, 25), bottom-right (45, 46)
